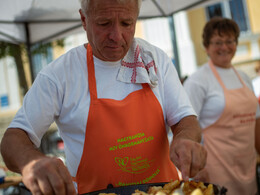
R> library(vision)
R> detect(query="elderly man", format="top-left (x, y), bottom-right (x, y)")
top-left (1, 0), bottom-right (206, 194)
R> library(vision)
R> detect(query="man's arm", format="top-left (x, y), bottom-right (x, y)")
top-left (1, 128), bottom-right (44, 173)
top-left (170, 115), bottom-right (207, 181)
top-left (1, 128), bottom-right (76, 195)
top-left (255, 117), bottom-right (260, 154)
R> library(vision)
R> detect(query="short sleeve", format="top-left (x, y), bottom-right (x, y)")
top-left (163, 57), bottom-right (196, 126)
top-left (8, 72), bottom-right (62, 147)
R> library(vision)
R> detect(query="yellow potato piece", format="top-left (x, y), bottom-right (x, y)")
top-left (163, 180), bottom-right (181, 191)
top-left (191, 189), bottom-right (203, 195)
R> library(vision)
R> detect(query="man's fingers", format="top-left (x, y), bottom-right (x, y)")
top-left (170, 139), bottom-right (207, 180)
top-left (22, 157), bottom-right (76, 195)
top-left (193, 168), bottom-right (209, 182)
top-left (29, 180), bottom-right (43, 195)
top-left (190, 161), bottom-right (200, 178)
top-left (190, 143), bottom-right (207, 178)
top-left (46, 158), bottom-right (76, 195)
top-left (170, 141), bottom-right (192, 180)
top-left (189, 142), bottom-right (207, 178)
top-left (179, 150), bottom-right (192, 181)
top-left (170, 149), bottom-right (180, 170)
top-left (172, 143), bottom-right (192, 180)
top-left (55, 159), bottom-right (76, 195)
top-left (22, 167), bottom-right (46, 195)
top-left (37, 176), bottom-right (55, 195)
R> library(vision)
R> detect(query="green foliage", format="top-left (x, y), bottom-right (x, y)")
top-left (31, 39), bottom-right (65, 56)
top-left (0, 39), bottom-right (64, 95)
top-left (0, 42), bottom-right (24, 59)
top-left (0, 39), bottom-right (65, 59)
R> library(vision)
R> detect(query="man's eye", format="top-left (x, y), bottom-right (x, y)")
top-left (98, 22), bottom-right (109, 26)
top-left (122, 22), bottom-right (132, 26)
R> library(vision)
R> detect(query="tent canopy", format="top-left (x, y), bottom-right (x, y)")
top-left (0, 0), bottom-right (222, 45)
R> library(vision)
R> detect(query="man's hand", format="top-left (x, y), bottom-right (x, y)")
top-left (22, 156), bottom-right (76, 195)
top-left (1, 128), bottom-right (76, 195)
top-left (170, 116), bottom-right (207, 181)
top-left (170, 138), bottom-right (207, 181)
top-left (193, 168), bottom-right (209, 182)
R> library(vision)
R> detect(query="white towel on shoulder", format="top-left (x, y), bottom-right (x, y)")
top-left (117, 39), bottom-right (158, 87)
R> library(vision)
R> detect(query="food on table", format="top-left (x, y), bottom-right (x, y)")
top-left (98, 180), bottom-right (215, 195)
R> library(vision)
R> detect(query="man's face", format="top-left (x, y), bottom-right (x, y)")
top-left (80, 0), bottom-right (138, 62)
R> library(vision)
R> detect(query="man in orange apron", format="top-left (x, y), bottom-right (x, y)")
top-left (74, 44), bottom-right (179, 193)
top-left (1, 0), bottom-right (207, 194)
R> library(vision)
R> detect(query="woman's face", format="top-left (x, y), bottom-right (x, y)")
top-left (206, 32), bottom-right (237, 68)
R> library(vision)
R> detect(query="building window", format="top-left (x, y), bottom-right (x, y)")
top-left (229, 0), bottom-right (249, 32)
top-left (0, 95), bottom-right (9, 108)
top-left (207, 4), bottom-right (223, 18)
top-left (206, 0), bottom-right (250, 33)
top-left (31, 43), bottom-right (53, 78)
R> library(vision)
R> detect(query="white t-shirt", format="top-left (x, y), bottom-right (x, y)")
top-left (9, 38), bottom-right (195, 177)
top-left (183, 63), bottom-right (260, 129)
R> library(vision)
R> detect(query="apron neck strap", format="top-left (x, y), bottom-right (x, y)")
top-left (209, 60), bottom-right (246, 89)
top-left (87, 44), bottom-right (98, 100)
top-left (86, 43), bottom-right (151, 100)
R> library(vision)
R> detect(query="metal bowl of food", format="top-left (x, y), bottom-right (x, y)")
top-left (84, 180), bottom-right (227, 195)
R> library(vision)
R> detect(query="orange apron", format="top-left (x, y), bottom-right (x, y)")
top-left (75, 44), bottom-right (178, 194)
top-left (203, 61), bottom-right (258, 195)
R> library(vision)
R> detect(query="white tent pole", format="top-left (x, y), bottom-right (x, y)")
top-left (168, 16), bottom-right (181, 77)
top-left (25, 22), bottom-right (34, 81)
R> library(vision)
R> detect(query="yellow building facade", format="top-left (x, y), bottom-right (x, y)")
top-left (187, 0), bottom-right (260, 79)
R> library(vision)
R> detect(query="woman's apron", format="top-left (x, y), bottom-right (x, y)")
top-left (75, 44), bottom-right (179, 194)
top-left (203, 61), bottom-right (258, 195)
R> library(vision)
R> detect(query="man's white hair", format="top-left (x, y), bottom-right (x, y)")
top-left (80, 0), bottom-right (142, 16)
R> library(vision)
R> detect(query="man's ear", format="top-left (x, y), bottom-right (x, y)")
top-left (79, 9), bottom-right (87, 31)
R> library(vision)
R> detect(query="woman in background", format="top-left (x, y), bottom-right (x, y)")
top-left (184, 17), bottom-right (260, 195)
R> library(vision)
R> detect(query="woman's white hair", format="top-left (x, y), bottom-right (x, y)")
top-left (80, 0), bottom-right (142, 16)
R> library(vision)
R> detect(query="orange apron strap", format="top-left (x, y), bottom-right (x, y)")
top-left (72, 176), bottom-right (77, 182)
top-left (87, 44), bottom-right (97, 100)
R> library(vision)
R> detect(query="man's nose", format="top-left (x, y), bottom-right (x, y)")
top-left (109, 24), bottom-right (122, 42)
